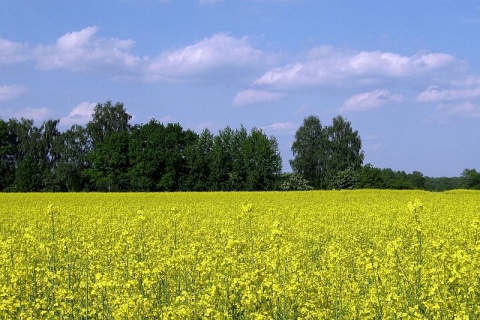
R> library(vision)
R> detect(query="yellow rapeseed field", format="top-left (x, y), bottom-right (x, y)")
top-left (1, 190), bottom-right (480, 319)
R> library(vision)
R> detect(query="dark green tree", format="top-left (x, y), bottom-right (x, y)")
top-left (280, 173), bottom-right (313, 191)
top-left (85, 101), bottom-right (132, 191)
top-left (183, 128), bottom-right (214, 191)
top-left (128, 120), bottom-right (164, 191)
top-left (380, 168), bottom-right (411, 189)
top-left (157, 123), bottom-right (197, 191)
top-left (408, 171), bottom-right (426, 190)
top-left (424, 176), bottom-right (462, 191)
top-left (38, 119), bottom-right (62, 191)
top-left (128, 120), bottom-right (197, 191)
top-left (14, 156), bottom-right (42, 192)
top-left (290, 116), bottom-right (326, 189)
top-left (210, 127), bottom-right (237, 191)
top-left (0, 118), bottom-right (16, 190)
top-left (6, 118), bottom-right (44, 191)
top-left (55, 124), bottom-right (91, 191)
top-left (87, 101), bottom-right (132, 147)
top-left (242, 128), bottom-right (282, 191)
top-left (332, 166), bottom-right (360, 190)
top-left (461, 168), bottom-right (480, 189)
top-left (291, 115), bottom-right (364, 189)
top-left (358, 164), bottom-right (384, 189)
top-left (324, 116), bottom-right (364, 188)
top-left (209, 126), bottom-right (282, 191)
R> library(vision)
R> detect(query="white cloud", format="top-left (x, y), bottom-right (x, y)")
top-left (350, 51), bottom-right (454, 77)
top-left (417, 85), bottom-right (480, 102)
top-left (261, 122), bottom-right (295, 135)
top-left (436, 102), bottom-right (480, 119)
top-left (2, 107), bottom-right (50, 122)
top-left (0, 38), bottom-right (29, 64)
top-left (147, 33), bottom-right (268, 82)
top-left (34, 26), bottom-right (142, 73)
top-left (371, 143), bottom-right (384, 152)
top-left (233, 89), bottom-right (283, 107)
top-left (255, 46), bottom-right (456, 89)
top-left (0, 85), bottom-right (29, 102)
top-left (1, 29), bottom-right (274, 84)
top-left (60, 102), bottom-right (95, 127)
top-left (341, 89), bottom-right (403, 112)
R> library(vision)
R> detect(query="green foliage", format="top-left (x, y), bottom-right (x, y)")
top-left (183, 128), bottom-right (214, 191)
top-left (290, 116), bottom-right (325, 189)
top-left (54, 124), bottom-right (91, 191)
top-left (209, 126), bottom-right (282, 191)
top-left (332, 166), bottom-right (359, 190)
top-left (290, 115), bottom-right (364, 189)
top-left (86, 131), bottom-right (131, 191)
top-left (461, 168), bottom-right (480, 189)
top-left (0, 118), bottom-right (15, 190)
top-left (424, 176), bottom-right (462, 191)
top-left (1, 102), bottom-right (477, 192)
top-left (85, 102), bottom-right (132, 191)
top-left (87, 101), bottom-right (132, 147)
top-left (13, 157), bottom-right (42, 192)
top-left (358, 164), bottom-right (384, 189)
top-left (280, 172), bottom-right (313, 191)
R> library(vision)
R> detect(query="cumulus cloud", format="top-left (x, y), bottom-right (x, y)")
top-left (417, 85), bottom-right (480, 102)
top-left (60, 102), bottom-right (96, 127)
top-left (341, 89), bottom-right (404, 112)
top-left (34, 26), bottom-right (142, 73)
top-left (0, 85), bottom-right (29, 102)
top-left (429, 102), bottom-right (480, 122)
top-left (1, 28), bottom-right (274, 84)
top-left (0, 38), bottom-right (29, 64)
top-left (0, 107), bottom-right (50, 122)
top-left (233, 89), bottom-right (283, 107)
top-left (146, 33), bottom-right (268, 82)
top-left (261, 122), bottom-right (295, 135)
top-left (255, 46), bottom-right (456, 89)
top-left (446, 102), bottom-right (480, 118)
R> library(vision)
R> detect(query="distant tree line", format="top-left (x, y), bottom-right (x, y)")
top-left (1, 101), bottom-right (478, 192)
top-left (288, 115), bottom-right (480, 192)
top-left (0, 101), bottom-right (282, 192)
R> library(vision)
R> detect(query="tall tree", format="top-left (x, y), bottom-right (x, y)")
top-left (87, 101), bottom-right (132, 147)
top-left (128, 120), bottom-right (197, 191)
top-left (6, 118), bottom-right (44, 191)
top-left (128, 120), bottom-right (164, 192)
top-left (324, 116), bottom-right (364, 187)
top-left (157, 123), bottom-right (197, 191)
top-left (38, 119), bottom-right (62, 191)
top-left (461, 168), bottom-right (480, 189)
top-left (183, 128), bottom-right (214, 191)
top-left (88, 131), bottom-right (130, 191)
top-left (290, 116), bottom-right (326, 189)
top-left (209, 126), bottom-right (282, 191)
top-left (55, 124), bottom-right (91, 191)
top-left (358, 164), bottom-right (384, 189)
top-left (0, 118), bottom-right (15, 190)
top-left (210, 127), bottom-right (237, 191)
top-left (242, 127), bottom-right (282, 191)
top-left (290, 115), bottom-right (364, 189)
top-left (85, 101), bottom-right (132, 191)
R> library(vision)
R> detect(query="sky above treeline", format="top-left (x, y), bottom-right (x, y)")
top-left (1, 1), bottom-right (479, 177)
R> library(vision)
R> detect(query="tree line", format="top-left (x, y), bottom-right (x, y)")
top-left (1, 101), bottom-right (478, 192)
top-left (289, 115), bottom-right (480, 191)
top-left (0, 101), bottom-right (282, 192)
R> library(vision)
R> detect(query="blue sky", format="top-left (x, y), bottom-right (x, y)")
top-left (1, 1), bottom-right (480, 177)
